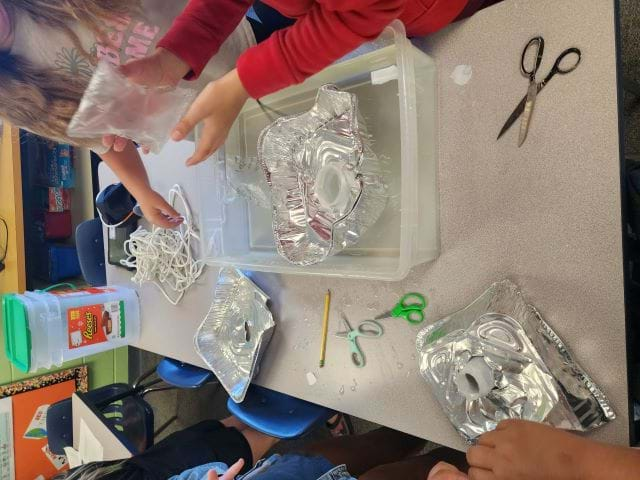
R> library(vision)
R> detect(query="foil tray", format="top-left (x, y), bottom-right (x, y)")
top-left (258, 84), bottom-right (387, 265)
top-left (195, 268), bottom-right (275, 403)
top-left (416, 280), bottom-right (615, 442)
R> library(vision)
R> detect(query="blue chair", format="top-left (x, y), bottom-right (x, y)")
top-left (132, 358), bottom-right (217, 436)
top-left (46, 383), bottom-right (154, 456)
top-left (134, 358), bottom-right (216, 393)
top-left (227, 385), bottom-right (335, 439)
top-left (75, 218), bottom-right (106, 286)
top-left (156, 358), bottom-right (215, 389)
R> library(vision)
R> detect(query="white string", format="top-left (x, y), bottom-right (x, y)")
top-left (121, 185), bottom-right (205, 305)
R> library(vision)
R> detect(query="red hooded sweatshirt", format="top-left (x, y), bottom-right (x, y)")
top-left (158, 0), bottom-right (477, 99)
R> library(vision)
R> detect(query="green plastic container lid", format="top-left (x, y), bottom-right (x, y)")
top-left (2, 294), bottom-right (31, 372)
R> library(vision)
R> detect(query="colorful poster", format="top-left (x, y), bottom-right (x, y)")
top-left (0, 367), bottom-right (88, 480)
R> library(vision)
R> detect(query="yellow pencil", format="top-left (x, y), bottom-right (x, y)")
top-left (319, 289), bottom-right (331, 368)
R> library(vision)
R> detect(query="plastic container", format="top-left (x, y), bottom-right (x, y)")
top-left (2, 286), bottom-right (140, 373)
top-left (194, 21), bottom-right (439, 281)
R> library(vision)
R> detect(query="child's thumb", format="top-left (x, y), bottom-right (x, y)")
top-left (207, 470), bottom-right (219, 480)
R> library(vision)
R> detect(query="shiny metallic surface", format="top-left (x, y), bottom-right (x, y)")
top-left (225, 154), bottom-right (272, 208)
top-left (258, 85), bottom-right (387, 265)
top-left (518, 82), bottom-right (538, 147)
top-left (417, 280), bottom-right (615, 442)
top-left (194, 268), bottom-right (275, 403)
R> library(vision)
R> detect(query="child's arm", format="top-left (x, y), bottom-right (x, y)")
top-left (165, 0), bottom-right (406, 165)
top-left (467, 419), bottom-right (640, 480)
top-left (157, 0), bottom-right (252, 81)
top-left (100, 142), bottom-right (182, 228)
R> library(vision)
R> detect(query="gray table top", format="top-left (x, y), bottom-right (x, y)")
top-left (103, 0), bottom-right (628, 450)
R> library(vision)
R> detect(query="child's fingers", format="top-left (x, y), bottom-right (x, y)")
top-left (113, 136), bottom-right (129, 152)
top-left (159, 203), bottom-right (182, 222)
top-left (185, 126), bottom-right (222, 166)
top-left (120, 57), bottom-right (157, 86)
top-left (207, 469), bottom-right (220, 480)
top-left (476, 429), bottom-right (500, 447)
top-left (221, 459), bottom-right (245, 480)
top-left (102, 134), bottom-right (116, 149)
top-left (466, 446), bottom-right (494, 470)
top-left (428, 462), bottom-right (464, 480)
top-left (171, 85), bottom-right (214, 141)
top-left (185, 140), bottom-right (217, 166)
top-left (467, 467), bottom-right (493, 480)
top-left (146, 210), bottom-right (178, 229)
top-left (172, 112), bottom-right (199, 142)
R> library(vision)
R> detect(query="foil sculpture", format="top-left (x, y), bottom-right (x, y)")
top-left (417, 280), bottom-right (615, 442)
top-left (195, 268), bottom-right (275, 403)
top-left (258, 84), bottom-right (387, 265)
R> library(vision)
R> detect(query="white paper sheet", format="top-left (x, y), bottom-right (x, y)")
top-left (78, 419), bottom-right (104, 463)
top-left (63, 447), bottom-right (83, 469)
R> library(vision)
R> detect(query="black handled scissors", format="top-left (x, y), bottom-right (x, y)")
top-left (497, 37), bottom-right (582, 146)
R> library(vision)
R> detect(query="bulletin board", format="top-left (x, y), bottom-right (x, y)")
top-left (0, 366), bottom-right (88, 480)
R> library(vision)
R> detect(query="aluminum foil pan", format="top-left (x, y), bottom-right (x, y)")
top-left (258, 84), bottom-right (387, 265)
top-left (194, 268), bottom-right (275, 403)
top-left (417, 280), bottom-right (615, 442)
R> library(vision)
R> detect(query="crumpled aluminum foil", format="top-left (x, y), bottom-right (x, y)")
top-left (258, 84), bottom-right (387, 265)
top-left (194, 268), bottom-right (275, 403)
top-left (225, 154), bottom-right (272, 208)
top-left (416, 280), bottom-right (615, 442)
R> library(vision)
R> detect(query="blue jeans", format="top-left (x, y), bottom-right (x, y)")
top-left (238, 454), bottom-right (356, 480)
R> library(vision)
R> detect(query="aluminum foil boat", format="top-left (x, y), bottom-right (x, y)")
top-left (417, 280), bottom-right (615, 442)
top-left (258, 85), bottom-right (387, 265)
top-left (195, 268), bottom-right (275, 403)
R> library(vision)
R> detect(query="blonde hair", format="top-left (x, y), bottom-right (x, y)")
top-left (0, 1), bottom-right (141, 145)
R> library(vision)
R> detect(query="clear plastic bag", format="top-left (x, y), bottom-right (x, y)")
top-left (67, 61), bottom-right (196, 154)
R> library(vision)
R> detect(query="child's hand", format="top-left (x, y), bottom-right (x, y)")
top-left (171, 68), bottom-right (249, 166)
top-left (102, 48), bottom-right (191, 152)
top-left (207, 459), bottom-right (245, 480)
top-left (119, 47), bottom-right (190, 87)
top-left (428, 462), bottom-right (468, 480)
top-left (137, 189), bottom-right (183, 229)
top-left (467, 419), bottom-right (586, 480)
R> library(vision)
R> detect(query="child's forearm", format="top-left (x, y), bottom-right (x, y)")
top-left (99, 142), bottom-right (182, 228)
top-left (157, 0), bottom-right (252, 80)
top-left (580, 441), bottom-right (640, 480)
top-left (99, 142), bottom-right (153, 200)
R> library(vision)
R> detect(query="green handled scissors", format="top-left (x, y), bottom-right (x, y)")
top-left (335, 316), bottom-right (384, 368)
top-left (376, 293), bottom-right (428, 325)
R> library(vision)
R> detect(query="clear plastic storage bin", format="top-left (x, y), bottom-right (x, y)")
top-left (195, 21), bottom-right (438, 281)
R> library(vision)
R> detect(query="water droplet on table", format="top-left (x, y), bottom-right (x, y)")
top-left (350, 378), bottom-right (358, 392)
top-left (397, 362), bottom-right (404, 370)
top-left (339, 385), bottom-right (345, 395)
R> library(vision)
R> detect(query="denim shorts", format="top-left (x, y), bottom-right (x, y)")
top-left (238, 454), bottom-right (355, 480)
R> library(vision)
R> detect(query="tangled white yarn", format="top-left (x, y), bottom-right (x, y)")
top-left (121, 185), bottom-right (205, 305)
